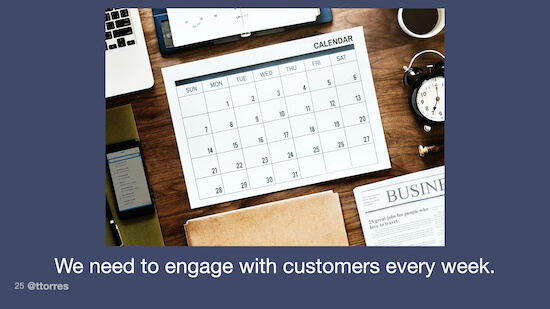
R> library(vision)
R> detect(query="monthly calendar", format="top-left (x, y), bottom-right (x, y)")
top-left (162, 27), bottom-right (390, 209)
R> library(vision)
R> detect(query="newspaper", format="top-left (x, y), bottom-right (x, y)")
top-left (353, 166), bottom-right (445, 246)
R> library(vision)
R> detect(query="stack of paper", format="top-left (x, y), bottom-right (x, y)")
top-left (167, 8), bottom-right (320, 47)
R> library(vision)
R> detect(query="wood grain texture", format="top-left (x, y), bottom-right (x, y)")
top-left (106, 8), bottom-right (445, 246)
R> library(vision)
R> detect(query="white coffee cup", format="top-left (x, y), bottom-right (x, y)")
top-left (398, 8), bottom-right (445, 39)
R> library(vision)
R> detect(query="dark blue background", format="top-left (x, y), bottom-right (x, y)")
top-left (3, 0), bottom-right (547, 307)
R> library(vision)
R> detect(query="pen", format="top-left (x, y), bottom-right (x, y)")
top-left (418, 144), bottom-right (444, 157)
top-left (106, 198), bottom-right (123, 246)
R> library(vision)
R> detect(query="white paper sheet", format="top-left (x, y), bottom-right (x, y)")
top-left (167, 8), bottom-right (319, 47)
top-left (354, 166), bottom-right (445, 246)
top-left (162, 27), bottom-right (390, 208)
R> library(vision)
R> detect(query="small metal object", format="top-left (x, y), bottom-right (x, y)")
top-left (419, 144), bottom-right (444, 157)
top-left (423, 124), bottom-right (432, 132)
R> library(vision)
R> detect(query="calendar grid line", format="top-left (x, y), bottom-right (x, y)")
top-left (327, 55), bottom-right (353, 167)
top-left (189, 137), bottom-right (374, 162)
top-left (181, 94), bottom-right (203, 199)
top-left (250, 68), bottom-right (277, 185)
top-left (185, 115), bottom-right (371, 139)
top-left (193, 151), bottom-right (381, 189)
top-left (351, 46), bottom-right (380, 167)
top-left (302, 56), bottom-right (328, 173)
top-left (202, 89), bottom-right (226, 198)
top-left (186, 119), bottom-right (373, 157)
top-left (227, 83), bottom-right (252, 194)
top-left (180, 80), bottom-right (370, 120)
top-left (275, 64), bottom-right (302, 182)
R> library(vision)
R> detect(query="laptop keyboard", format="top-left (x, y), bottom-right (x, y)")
top-left (105, 8), bottom-right (136, 51)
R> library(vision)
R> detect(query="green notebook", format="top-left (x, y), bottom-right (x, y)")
top-left (105, 104), bottom-right (164, 246)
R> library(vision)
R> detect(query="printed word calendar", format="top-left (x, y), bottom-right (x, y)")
top-left (162, 27), bottom-right (390, 209)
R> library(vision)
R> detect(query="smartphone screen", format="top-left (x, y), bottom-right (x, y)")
top-left (107, 142), bottom-right (154, 218)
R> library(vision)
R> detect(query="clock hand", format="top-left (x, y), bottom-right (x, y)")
top-left (432, 81), bottom-right (441, 114)
top-left (434, 81), bottom-right (441, 108)
top-left (432, 96), bottom-right (440, 114)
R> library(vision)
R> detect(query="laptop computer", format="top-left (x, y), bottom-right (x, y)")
top-left (105, 8), bottom-right (154, 98)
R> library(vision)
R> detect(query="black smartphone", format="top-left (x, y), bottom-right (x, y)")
top-left (106, 140), bottom-right (155, 219)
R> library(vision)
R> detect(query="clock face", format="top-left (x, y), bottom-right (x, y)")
top-left (415, 75), bottom-right (445, 122)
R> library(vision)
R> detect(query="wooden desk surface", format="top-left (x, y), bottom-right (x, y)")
top-left (106, 8), bottom-right (444, 246)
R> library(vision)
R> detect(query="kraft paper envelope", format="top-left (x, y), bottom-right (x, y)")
top-left (184, 191), bottom-right (349, 246)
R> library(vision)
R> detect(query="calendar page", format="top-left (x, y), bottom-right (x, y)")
top-left (162, 27), bottom-right (390, 209)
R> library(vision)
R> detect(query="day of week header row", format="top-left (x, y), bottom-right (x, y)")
top-left (176, 45), bottom-right (356, 97)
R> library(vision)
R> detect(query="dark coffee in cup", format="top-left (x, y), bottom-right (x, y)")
top-left (398, 8), bottom-right (445, 39)
top-left (402, 9), bottom-right (438, 35)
